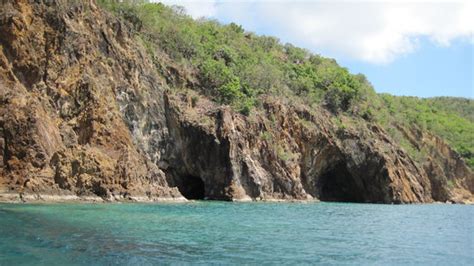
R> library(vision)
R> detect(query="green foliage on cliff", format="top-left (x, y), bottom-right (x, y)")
top-left (373, 95), bottom-right (474, 168)
top-left (425, 97), bottom-right (474, 123)
top-left (98, 0), bottom-right (473, 168)
top-left (98, 0), bottom-right (367, 114)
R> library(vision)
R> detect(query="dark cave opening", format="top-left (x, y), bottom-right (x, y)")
top-left (177, 175), bottom-right (205, 200)
top-left (318, 162), bottom-right (365, 203)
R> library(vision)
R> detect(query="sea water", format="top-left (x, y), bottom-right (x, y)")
top-left (0, 202), bottom-right (472, 265)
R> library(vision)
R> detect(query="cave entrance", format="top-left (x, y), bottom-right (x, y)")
top-left (318, 162), bottom-right (365, 203)
top-left (177, 175), bottom-right (205, 200)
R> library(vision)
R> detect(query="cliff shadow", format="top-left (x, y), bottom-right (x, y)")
top-left (175, 175), bottom-right (206, 200)
top-left (317, 162), bottom-right (365, 203)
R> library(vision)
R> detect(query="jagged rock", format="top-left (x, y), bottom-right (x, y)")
top-left (0, 0), bottom-right (180, 201)
top-left (0, 0), bottom-right (472, 203)
top-left (160, 93), bottom-right (433, 203)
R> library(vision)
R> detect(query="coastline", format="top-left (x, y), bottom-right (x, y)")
top-left (0, 192), bottom-right (318, 204)
top-left (1, 191), bottom-right (471, 204)
top-left (0, 192), bottom-right (188, 204)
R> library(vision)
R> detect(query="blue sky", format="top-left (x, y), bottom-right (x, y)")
top-left (158, 0), bottom-right (473, 98)
top-left (339, 38), bottom-right (473, 98)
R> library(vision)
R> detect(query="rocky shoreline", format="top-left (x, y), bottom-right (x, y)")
top-left (0, 1), bottom-right (472, 204)
top-left (1, 190), bottom-right (471, 204)
top-left (0, 192), bottom-right (317, 204)
top-left (0, 191), bottom-right (187, 204)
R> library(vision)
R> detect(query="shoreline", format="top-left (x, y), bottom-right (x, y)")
top-left (0, 192), bottom-right (318, 204)
top-left (0, 192), bottom-right (189, 204)
top-left (1, 192), bottom-right (472, 205)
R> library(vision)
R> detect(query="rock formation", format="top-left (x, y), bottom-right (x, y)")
top-left (0, 0), bottom-right (472, 203)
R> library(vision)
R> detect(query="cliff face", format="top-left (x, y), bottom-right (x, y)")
top-left (161, 93), bottom-right (433, 203)
top-left (396, 125), bottom-right (474, 202)
top-left (0, 0), bottom-right (472, 203)
top-left (0, 0), bottom-right (180, 200)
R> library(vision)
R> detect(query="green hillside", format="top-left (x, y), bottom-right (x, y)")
top-left (98, 0), bottom-right (473, 168)
top-left (374, 95), bottom-right (474, 167)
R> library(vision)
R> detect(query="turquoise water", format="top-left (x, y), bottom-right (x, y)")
top-left (0, 202), bottom-right (472, 265)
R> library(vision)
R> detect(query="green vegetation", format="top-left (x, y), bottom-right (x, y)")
top-left (260, 131), bottom-right (273, 142)
top-left (372, 95), bottom-right (474, 168)
top-left (276, 145), bottom-right (297, 162)
top-left (424, 97), bottom-right (474, 122)
top-left (98, 0), bottom-right (367, 115)
top-left (98, 0), bottom-right (473, 168)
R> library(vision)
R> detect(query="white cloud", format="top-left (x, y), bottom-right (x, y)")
top-left (156, 0), bottom-right (474, 64)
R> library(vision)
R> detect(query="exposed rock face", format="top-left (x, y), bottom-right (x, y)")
top-left (161, 93), bottom-right (433, 203)
top-left (396, 125), bottom-right (474, 202)
top-left (0, 0), bottom-right (472, 203)
top-left (0, 0), bottom-right (180, 200)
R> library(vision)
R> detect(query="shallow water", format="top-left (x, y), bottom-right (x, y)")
top-left (0, 202), bottom-right (472, 265)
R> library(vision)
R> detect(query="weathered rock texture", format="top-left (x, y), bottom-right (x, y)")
top-left (396, 125), bottom-right (474, 202)
top-left (0, 0), bottom-right (472, 203)
top-left (0, 0), bottom-right (180, 201)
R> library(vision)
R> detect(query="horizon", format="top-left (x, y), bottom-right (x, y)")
top-left (156, 0), bottom-right (474, 99)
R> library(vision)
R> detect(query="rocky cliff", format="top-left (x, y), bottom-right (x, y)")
top-left (0, 0), bottom-right (472, 203)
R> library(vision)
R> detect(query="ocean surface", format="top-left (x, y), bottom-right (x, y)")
top-left (0, 202), bottom-right (472, 265)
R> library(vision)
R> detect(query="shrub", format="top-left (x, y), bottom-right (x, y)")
top-left (98, 0), bottom-right (473, 169)
top-left (191, 96), bottom-right (198, 107)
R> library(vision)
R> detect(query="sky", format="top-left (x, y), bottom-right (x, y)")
top-left (156, 0), bottom-right (473, 98)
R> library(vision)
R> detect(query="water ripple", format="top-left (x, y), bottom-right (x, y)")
top-left (0, 202), bottom-right (472, 265)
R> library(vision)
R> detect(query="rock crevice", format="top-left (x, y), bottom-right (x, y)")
top-left (0, 0), bottom-right (472, 203)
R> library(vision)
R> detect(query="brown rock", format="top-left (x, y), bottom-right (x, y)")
top-left (0, 0), bottom-right (471, 203)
